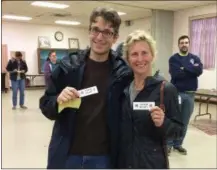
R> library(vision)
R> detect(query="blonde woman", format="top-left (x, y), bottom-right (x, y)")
top-left (118, 30), bottom-right (183, 168)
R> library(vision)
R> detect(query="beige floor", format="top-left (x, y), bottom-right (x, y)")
top-left (2, 90), bottom-right (217, 168)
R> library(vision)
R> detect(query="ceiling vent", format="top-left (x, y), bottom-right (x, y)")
top-left (35, 12), bottom-right (73, 18)
top-left (51, 13), bottom-right (72, 18)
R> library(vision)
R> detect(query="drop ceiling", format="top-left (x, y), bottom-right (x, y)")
top-left (2, 1), bottom-right (216, 28)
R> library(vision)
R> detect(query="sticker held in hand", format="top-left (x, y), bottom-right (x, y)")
top-left (58, 86), bottom-right (98, 113)
top-left (133, 102), bottom-right (155, 110)
top-left (78, 86), bottom-right (98, 98)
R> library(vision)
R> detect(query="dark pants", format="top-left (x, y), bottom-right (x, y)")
top-left (65, 155), bottom-right (110, 169)
top-left (11, 79), bottom-right (25, 107)
top-left (167, 92), bottom-right (195, 147)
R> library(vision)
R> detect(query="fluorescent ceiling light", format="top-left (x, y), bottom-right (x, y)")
top-left (118, 12), bottom-right (126, 16)
top-left (31, 1), bottom-right (69, 9)
top-left (55, 20), bottom-right (81, 25)
top-left (2, 15), bottom-right (32, 21)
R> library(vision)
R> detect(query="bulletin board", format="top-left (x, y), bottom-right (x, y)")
top-left (37, 48), bottom-right (77, 74)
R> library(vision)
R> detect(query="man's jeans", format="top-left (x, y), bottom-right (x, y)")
top-left (65, 155), bottom-right (110, 169)
top-left (167, 92), bottom-right (195, 147)
top-left (11, 79), bottom-right (25, 107)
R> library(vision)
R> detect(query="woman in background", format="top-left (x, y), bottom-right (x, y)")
top-left (6, 51), bottom-right (28, 110)
top-left (118, 30), bottom-right (183, 169)
top-left (44, 50), bottom-right (57, 87)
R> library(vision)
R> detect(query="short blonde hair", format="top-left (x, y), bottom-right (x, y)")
top-left (123, 30), bottom-right (157, 61)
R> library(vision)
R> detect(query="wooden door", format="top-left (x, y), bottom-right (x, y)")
top-left (2, 44), bottom-right (9, 89)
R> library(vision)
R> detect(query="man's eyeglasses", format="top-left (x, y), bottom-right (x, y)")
top-left (90, 27), bottom-right (115, 38)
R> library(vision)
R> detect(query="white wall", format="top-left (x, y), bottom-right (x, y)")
top-left (173, 4), bottom-right (217, 89)
top-left (2, 17), bottom-right (150, 85)
top-left (2, 21), bottom-right (89, 85)
top-left (113, 17), bottom-right (151, 49)
top-left (151, 10), bottom-right (174, 80)
top-left (2, 21), bottom-right (89, 73)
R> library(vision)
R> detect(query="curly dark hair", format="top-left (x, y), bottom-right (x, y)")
top-left (89, 7), bottom-right (121, 36)
top-left (15, 51), bottom-right (22, 58)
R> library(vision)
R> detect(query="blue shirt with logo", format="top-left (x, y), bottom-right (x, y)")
top-left (169, 53), bottom-right (203, 92)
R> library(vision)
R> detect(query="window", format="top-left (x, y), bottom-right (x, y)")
top-left (190, 16), bottom-right (217, 69)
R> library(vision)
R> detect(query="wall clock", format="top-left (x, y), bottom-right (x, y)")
top-left (55, 31), bottom-right (64, 41)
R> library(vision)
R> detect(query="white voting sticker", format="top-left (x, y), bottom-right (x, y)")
top-left (178, 95), bottom-right (182, 104)
top-left (133, 102), bottom-right (155, 110)
top-left (78, 86), bottom-right (98, 98)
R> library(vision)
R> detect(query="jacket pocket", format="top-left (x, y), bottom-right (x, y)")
top-left (139, 147), bottom-right (166, 169)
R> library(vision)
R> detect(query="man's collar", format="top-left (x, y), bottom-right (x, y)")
top-left (179, 52), bottom-right (188, 56)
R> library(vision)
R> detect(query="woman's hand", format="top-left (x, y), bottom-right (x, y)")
top-left (150, 106), bottom-right (165, 127)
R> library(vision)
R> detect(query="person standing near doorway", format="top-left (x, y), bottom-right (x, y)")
top-left (6, 51), bottom-right (28, 110)
top-left (167, 35), bottom-right (203, 155)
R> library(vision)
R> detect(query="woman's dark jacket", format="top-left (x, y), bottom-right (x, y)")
top-left (6, 59), bottom-right (28, 81)
top-left (118, 74), bottom-right (183, 169)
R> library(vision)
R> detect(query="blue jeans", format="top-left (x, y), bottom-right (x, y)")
top-left (65, 155), bottom-right (110, 169)
top-left (167, 92), bottom-right (195, 147)
top-left (11, 79), bottom-right (25, 107)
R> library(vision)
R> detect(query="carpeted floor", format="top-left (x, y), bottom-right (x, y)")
top-left (191, 119), bottom-right (217, 136)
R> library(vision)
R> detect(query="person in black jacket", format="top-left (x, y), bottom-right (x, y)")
top-left (118, 30), bottom-right (183, 169)
top-left (39, 7), bottom-right (131, 169)
top-left (6, 51), bottom-right (28, 110)
top-left (116, 42), bottom-right (124, 57)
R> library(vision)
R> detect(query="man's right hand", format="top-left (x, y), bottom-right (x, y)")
top-left (57, 87), bottom-right (80, 104)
